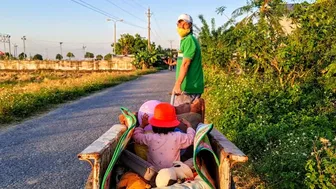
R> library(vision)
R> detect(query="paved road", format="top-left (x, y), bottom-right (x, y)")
top-left (0, 70), bottom-right (175, 189)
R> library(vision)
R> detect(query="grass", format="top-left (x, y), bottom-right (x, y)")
top-left (0, 69), bottom-right (158, 125)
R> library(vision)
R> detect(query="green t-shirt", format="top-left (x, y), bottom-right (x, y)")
top-left (176, 34), bottom-right (204, 94)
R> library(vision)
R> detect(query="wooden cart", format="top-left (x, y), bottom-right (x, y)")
top-left (78, 98), bottom-right (248, 189)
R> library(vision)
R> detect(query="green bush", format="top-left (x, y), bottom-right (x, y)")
top-left (203, 68), bottom-right (335, 188)
top-left (197, 0), bottom-right (336, 187)
top-left (305, 138), bottom-right (336, 189)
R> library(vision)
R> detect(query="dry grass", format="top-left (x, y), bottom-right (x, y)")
top-left (0, 70), bottom-right (129, 86)
top-left (232, 164), bottom-right (266, 189)
top-left (0, 69), bottom-right (157, 124)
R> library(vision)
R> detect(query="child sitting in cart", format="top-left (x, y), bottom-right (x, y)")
top-left (132, 102), bottom-right (196, 170)
top-left (118, 99), bottom-right (203, 161)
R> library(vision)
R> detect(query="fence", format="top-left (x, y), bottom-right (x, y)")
top-left (0, 57), bottom-right (135, 71)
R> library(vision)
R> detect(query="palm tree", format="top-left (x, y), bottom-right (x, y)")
top-left (226, 0), bottom-right (289, 74)
top-left (229, 0), bottom-right (286, 34)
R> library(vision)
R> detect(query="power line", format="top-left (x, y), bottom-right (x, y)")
top-left (105, 0), bottom-right (146, 23)
top-left (123, 21), bottom-right (146, 29)
top-left (151, 13), bottom-right (163, 42)
top-left (70, 0), bottom-right (145, 29)
top-left (70, 0), bottom-right (119, 20)
top-left (153, 14), bottom-right (163, 32)
top-left (77, 0), bottom-right (121, 20)
top-left (151, 28), bottom-right (162, 41)
top-left (122, 0), bottom-right (145, 11)
top-left (130, 0), bottom-right (147, 10)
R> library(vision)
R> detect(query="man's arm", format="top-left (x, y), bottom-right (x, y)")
top-left (173, 58), bottom-right (191, 94)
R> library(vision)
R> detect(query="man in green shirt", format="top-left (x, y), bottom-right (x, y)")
top-left (172, 14), bottom-right (204, 106)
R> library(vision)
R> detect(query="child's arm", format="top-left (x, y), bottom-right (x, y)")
top-left (178, 119), bottom-right (196, 149)
top-left (132, 113), bottom-right (152, 145)
top-left (133, 127), bottom-right (152, 145)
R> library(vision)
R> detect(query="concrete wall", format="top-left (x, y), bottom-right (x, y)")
top-left (0, 57), bottom-right (135, 71)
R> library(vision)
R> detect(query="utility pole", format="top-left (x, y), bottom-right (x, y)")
top-left (2, 35), bottom-right (6, 52)
top-left (82, 45), bottom-right (86, 60)
top-left (146, 7), bottom-right (152, 50)
top-left (60, 42), bottom-right (63, 57)
top-left (1, 34), bottom-right (9, 52)
top-left (114, 21), bottom-right (117, 56)
top-left (107, 18), bottom-right (123, 58)
top-left (168, 40), bottom-right (173, 50)
top-left (13, 44), bottom-right (15, 57)
top-left (8, 35), bottom-right (11, 60)
top-left (14, 44), bottom-right (18, 58)
top-left (21, 36), bottom-right (26, 59)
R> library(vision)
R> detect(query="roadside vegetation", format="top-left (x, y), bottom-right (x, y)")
top-left (0, 69), bottom-right (157, 124)
top-left (198, 0), bottom-right (336, 188)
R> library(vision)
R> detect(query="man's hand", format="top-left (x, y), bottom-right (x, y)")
top-left (170, 60), bottom-right (177, 66)
top-left (140, 113), bottom-right (149, 128)
top-left (173, 83), bottom-right (182, 95)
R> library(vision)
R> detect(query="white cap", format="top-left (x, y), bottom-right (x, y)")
top-left (177, 14), bottom-right (193, 24)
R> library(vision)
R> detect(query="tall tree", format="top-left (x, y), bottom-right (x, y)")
top-left (84, 52), bottom-right (94, 59)
top-left (133, 34), bottom-right (148, 52)
top-left (66, 52), bottom-right (75, 60)
top-left (18, 52), bottom-right (27, 60)
top-left (114, 33), bottom-right (156, 55)
top-left (96, 54), bottom-right (103, 60)
top-left (56, 54), bottom-right (63, 60)
top-left (115, 34), bottom-right (135, 55)
top-left (104, 53), bottom-right (112, 61)
top-left (33, 54), bottom-right (43, 60)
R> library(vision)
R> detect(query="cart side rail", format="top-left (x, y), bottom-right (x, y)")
top-left (209, 128), bottom-right (248, 189)
top-left (78, 124), bottom-right (127, 189)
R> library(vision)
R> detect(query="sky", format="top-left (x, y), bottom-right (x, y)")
top-left (1, 0), bottom-right (248, 60)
